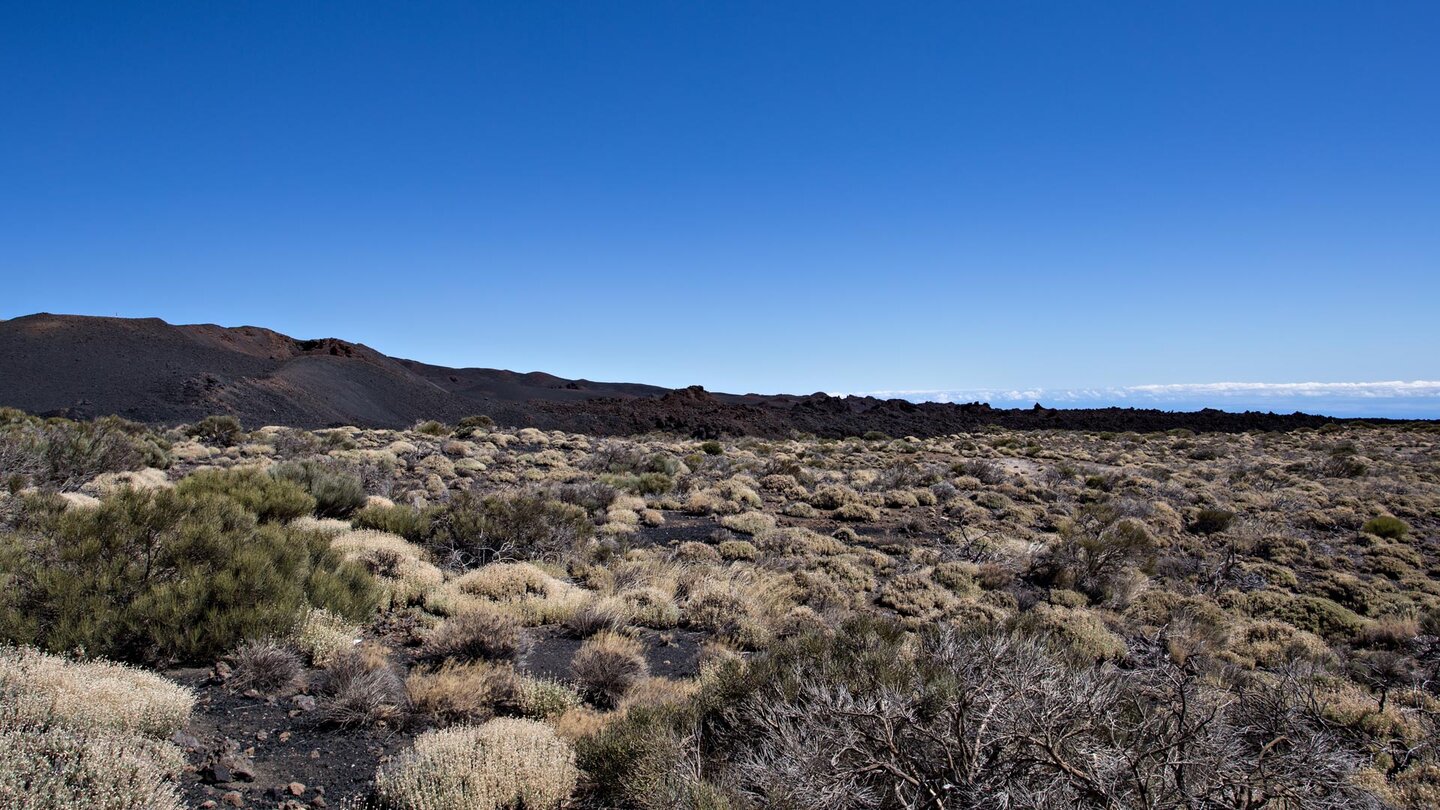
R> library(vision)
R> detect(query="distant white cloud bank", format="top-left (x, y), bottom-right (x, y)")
top-left (832, 381), bottom-right (1440, 418)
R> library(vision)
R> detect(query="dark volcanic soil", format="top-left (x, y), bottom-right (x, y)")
top-left (3, 313), bottom-right (1417, 437)
top-left (169, 667), bottom-right (414, 809)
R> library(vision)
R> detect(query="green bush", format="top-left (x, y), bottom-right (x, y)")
top-left (1243, 591), bottom-right (1363, 639)
top-left (0, 414), bottom-right (170, 490)
top-left (175, 467), bottom-right (316, 523)
top-left (1362, 515), bottom-right (1409, 539)
top-left (426, 491), bottom-right (593, 569)
top-left (413, 420), bottom-right (450, 436)
top-left (454, 415), bottom-right (495, 438)
top-left (1188, 508), bottom-right (1235, 535)
top-left (352, 502), bottom-right (438, 543)
top-left (577, 703), bottom-right (732, 810)
top-left (599, 472), bottom-right (674, 496)
top-left (700, 440), bottom-right (723, 456)
top-left (185, 415), bottom-right (244, 446)
top-left (1037, 513), bottom-right (1156, 601)
top-left (271, 459), bottom-right (366, 517)
top-left (0, 488), bottom-right (375, 663)
top-left (352, 492), bottom-right (592, 569)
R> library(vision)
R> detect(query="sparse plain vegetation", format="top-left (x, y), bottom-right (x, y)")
top-left (1, 411), bottom-right (1439, 807)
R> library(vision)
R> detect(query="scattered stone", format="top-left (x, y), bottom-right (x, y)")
top-left (292, 694), bottom-right (317, 712)
top-left (288, 782), bottom-right (306, 796)
top-left (279, 730), bottom-right (292, 743)
top-left (202, 739), bottom-right (257, 784)
top-left (220, 791), bottom-right (244, 808)
top-left (200, 760), bottom-right (233, 784)
top-left (255, 730), bottom-right (269, 741)
top-left (201, 802), bottom-right (217, 809)
top-left (311, 798), bottom-right (328, 808)
top-left (170, 730), bottom-right (203, 752)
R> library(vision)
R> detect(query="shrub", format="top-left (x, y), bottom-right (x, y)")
top-left (422, 609), bottom-right (521, 664)
top-left (353, 503), bottom-right (437, 543)
top-left (331, 531), bottom-right (444, 609)
top-left (952, 458), bottom-right (1006, 485)
top-left (877, 573), bottom-right (957, 619)
top-left (0, 726), bottom-right (186, 810)
top-left (228, 639), bottom-right (302, 694)
top-left (809, 484), bottom-right (859, 509)
top-left (0, 488), bottom-right (375, 663)
top-left (571, 632), bottom-right (649, 708)
top-left (575, 702), bottom-right (724, 810)
top-left (1244, 591), bottom-right (1364, 639)
top-left (674, 541), bottom-right (722, 564)
top-left (686, 619), bottom-right (1375, 809)
top-left (1188, 508), bottom-right (1235, 535)
top-left (601, 472), bottom-right (675, 496)
top-left (720, 511), bottom-right (777, 536)
top-left (454, 415), bottom-right (495, 439)
top-left (175, 467), bottom-right (316, 523)
top-left (374, 719), bottom-right (577, 810)
top-left (271, 459), bottom-right (367, 517)
top-left (700, 440), bottom-right (723, 456)
top-left (565, 601), bottom-right (627, 639)
top-left (426, 491), bottom-right (593, 569)
top-left (1037, 515), bottom-right (1157, 601)
top-left (185, 414), bottom-right (244, 446)
top-left (718, 540), bottom-right (758, 561)
top-left (759, 527), bottom-right (846, 557)
top-left (0, 647), bottom-right (194, 738)
top-left (615, 588), bottom-right (681, 630)
top-left (1362, 515), bottom-right (1409, 539)
top-left (0, 646), bottom-right (192, 810)
top-left (516, 676), bottom-right (582, 719)
top-left (1013, 603), bottom-right (1127, 661)
top-left (0, 414), bottom-right (169, 490)
top-left (292, 607), bottom-right (361, 666)
top-left (414, 420), bottom-right (450, 437)
top-left (407, 661), bottom-right (520, 724)
top-left (833, 502), bottom-right (880, 522)
top-left (316, 648), bottom-right (410, 727)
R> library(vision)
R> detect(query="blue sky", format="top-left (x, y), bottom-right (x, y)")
top-left (2, 2), bottom-right (1437, 416)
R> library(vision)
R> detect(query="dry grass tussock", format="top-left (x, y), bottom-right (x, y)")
top-left (374, 718), bottom-right (577, 810)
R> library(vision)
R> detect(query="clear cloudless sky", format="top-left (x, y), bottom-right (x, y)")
top-left (1, 2), bottom-right (1437, 408)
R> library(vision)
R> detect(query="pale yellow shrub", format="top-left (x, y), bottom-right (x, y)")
top-left (437, 563), bottom-right (591, 625)
top-left (0, 647), bottom-right (194, 739)
top-left (614, 587), bottom-right (681, 629)
top-left (0, 726), bottom-right (185, 810)
top-left (0, 648), bottom-right (192, 810)
top-left (550, 706), bottom-right (614, 742)
top-left (292, 608), bottom-right (361, 667)
top-left (717, 478), bottom-right (763, 508)
top-left (757, 527), bottom-right (846, 557)
top-left (720, 511), bottom-right (777, 536)
top-left (374, 719), bottom-right (577, 810)
top-left (332, 530), bottom-right (445, 607)
top-left (82, 468), bottom-right (171, 497)
top-left (291, 515), bottom-right (353, 537)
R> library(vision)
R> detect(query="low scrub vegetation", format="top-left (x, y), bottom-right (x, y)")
top-left (0, 485), bottom-right (375, 663)
top-left (0, 647), bottom-right (194, 809)
top-left (374, 719), bottom-right (577, 810)
top-left (1, 411), bottom-right (1438, 807)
